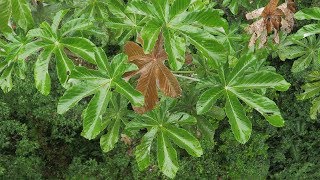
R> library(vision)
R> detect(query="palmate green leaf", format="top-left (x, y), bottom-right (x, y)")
top-left (105, 0), bottom-right (142, 44)
top-left (125, 0), bottom-right (226, 70)
top-left (126, 99), bottom-right (202, 178)
top-left (227, 53), bottom-right (257, 84)
top-left (278, 36), bottom-right (320, 73)
top-left (197, 52), bottom-right (290, 144)
top-left (59, 51), bottom-right (143, 141)
top-left (58, 53), bottom-right (143, 114)
top-left (206, 24), bottom-right (244, 55)
top-left (24, 10), bottom-right (97, 94)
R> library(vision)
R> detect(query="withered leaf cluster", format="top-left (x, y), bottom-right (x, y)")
top-left (124, 35), bottom-right (182, 114)
top-left (246, 0), bottom-right (296, 47)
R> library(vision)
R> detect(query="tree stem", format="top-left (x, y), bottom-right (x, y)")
top-left (171, 71), bottom-right (195, 74)
top-left (174, 74), bottom-right (201, 82)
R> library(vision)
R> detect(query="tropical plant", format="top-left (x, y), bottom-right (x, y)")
top-left (290, 7), bottom-right (320, 119)
top-left (2, 0), bottom-right (320, 179)
top-left (196, 51), bottom-right (290, 143)
top-left (0, 34), bottom-right (29, 92)
top-left (26, 10), bottom-right (97, 93)
top-left (57, 49), bottom-right (144, 145)
top-left (124, 0), bottom-right (226, 70)
top-left (278, 35), bottom-right (320, 73)
top-left (294, 7), bottom-right (320, 39)
top-left (0, 0), bottom-right (34, 33)
top-left (126, 99), bottom-right (202, 178)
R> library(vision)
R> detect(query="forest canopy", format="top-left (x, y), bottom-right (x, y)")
top-left (1, 0), bottom-right (320, 179)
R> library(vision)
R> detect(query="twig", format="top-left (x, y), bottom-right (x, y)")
top-left (174, 74), bottom-right (201, 82)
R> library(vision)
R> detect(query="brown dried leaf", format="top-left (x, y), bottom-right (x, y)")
top-left (156, 62), bottom-right (181, 97)
top-left (124, 34), bottom-right (182, 114)
top-left (246, 7), bottom-right (264, 20)
top-left (278, 3), bottom-right (295, 33)
top-left (287, 0), bottom-right (296, 13)
top-left (185, 53), bottom-right (193, 65)
top-left (247, 19), bottom-right (267, 47)
top-left (261, 0), bottom-right (283, 33)
top-left (120, 134), bottom-right (132, 146)
top-left (246, 0), bottom-right (295, 47)
top-left (262, 0), bottom-right (279, 14)
top-left (134, 64), bottom-right (158, 113)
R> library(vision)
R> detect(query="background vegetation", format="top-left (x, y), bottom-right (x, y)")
top-left (1, 0), bottom-right (320, 179)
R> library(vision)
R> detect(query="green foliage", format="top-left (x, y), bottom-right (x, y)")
top-left (197, 51), bottom-right (290, 143)
top-left (294, 7), bottom-right (320, 39)
top-left (0, 34), bottom-right (29, 92)
top-left (58, 49), bottom-right (144, 152)
top-left (125, 0), bottom-right (226, 70)
top-left (278, 36), bottom-right (320, 73)
top-left (0, 0), bottom-right (34, 33)
top-left (26, 10), bottom-right (96, 93)
top-left (127, 99), bottom-right (202, 178)
top-left (0, 0), bottom-right (320, 179)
